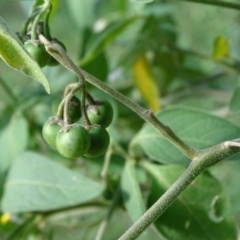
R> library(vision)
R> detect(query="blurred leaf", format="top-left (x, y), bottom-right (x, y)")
top-left (130, 0), bottom-right (154, 3)
top-left (1, 152), bottom-right (103, 213)
top-left (133, 107), bottom-right (240, 165)
top-left (80, 28), bottom-right (108, 80)
top-left (0, 16), bottom-right (50, 94)
top-left (0, 112), bottom-right (28, 173)
top-left (133, 54), bottom-right (160, 112)
top-left (80, 16), bottom-right (139, 66)
top-left (121, 160), bottom-right (162, 240)
top-left (212, 36), bottom-right (230, 60)
top-left (66, 0), bottom-right (98, 29)
top-left (144, 162), bottom-right (237, 240)
top-left (210, 160), bottom-right (240, 217)
top-left (229, 77), bottom-right (240, 112)
top-left (121, 160), bottom-right (145, 222)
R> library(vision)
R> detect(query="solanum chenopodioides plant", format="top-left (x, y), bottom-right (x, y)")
top-left (1, 0), bottom-right (240, 240)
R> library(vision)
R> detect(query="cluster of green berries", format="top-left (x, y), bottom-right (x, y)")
top-left (42, 96), bottom-right (114, 159)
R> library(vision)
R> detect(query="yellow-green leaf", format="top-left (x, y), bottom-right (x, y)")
top-left (212, 36), bottom-right (230, 60)
top-left (133, 54), bottom-right (160, 112)
top-left (0, 16), bottom-right (50, 94)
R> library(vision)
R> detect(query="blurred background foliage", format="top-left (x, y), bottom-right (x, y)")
top-left (0, 0), bottom-right (240, 239)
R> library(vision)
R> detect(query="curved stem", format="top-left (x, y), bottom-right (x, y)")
top-left (181, 0), bottom-right (240, 10)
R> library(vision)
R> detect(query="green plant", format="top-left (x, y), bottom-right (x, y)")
top-left (84, 127), bottom-right (110, 158)
top-left (1, 0), bottom-right (240, 240)
top-left (86, 100), bottom-right (114, 128)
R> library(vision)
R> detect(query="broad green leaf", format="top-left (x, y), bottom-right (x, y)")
top-left (144, 162), bottom-right (236, 240)
top-left (79, 28), bottom-right (108, 81)
top-left (1, 152), bottom-right (103, 213)
top-left (0, 16), bottom-right (50, 94)
top-left (212, 36), bottom-right (230, 60)
top-left (229, 77), bottom-right (240, 112)
top-left (0, 112), bottom-right (28, 173)
top-left (80, 16), bottom-right (139, 66)
top-left (133, 107), bottom-right (240, 165)
top-left (121, 160), bottom-right (163, 240)
top-left (210, 160), bottom-right (240, 216)
top-left (133, 54), bottom-right (160, 112)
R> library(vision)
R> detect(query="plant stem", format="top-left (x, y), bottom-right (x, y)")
top-left (81, 70), bottom-right (197, 159)
top-left (118, 140), bottom-right (240, 240)
top-left (180, 0), bottom-right (240, 10)
top-left (40, 35), bottom-right (198, 159)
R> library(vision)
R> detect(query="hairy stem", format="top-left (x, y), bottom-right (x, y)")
top-left (180, 0), bottom-right (240, 10)
top-left (118, 140), bottom-right (240, 240)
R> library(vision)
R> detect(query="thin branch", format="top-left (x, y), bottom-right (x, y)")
top-left (180, 0), bottom-right (240, 11)
top-left (118, 140), bottom-right (240, 240)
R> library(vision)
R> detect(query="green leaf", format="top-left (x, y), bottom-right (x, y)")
top-left (210, 160), bottom-right (240, 216)
top-left (144, 162), bottom-right (236, 240)
top-left (80, 16), bottom-right (139, 66)
top-left (0, 16), bottom-right (50, 94)
top-left (80, 28), bottom-right (108, 81)
top-left (0, 112), bottom-right (28, 173)
top-left (121, 160), bottom-right (165, 240)
top-left (66, 0), bottom-right (97, 29)
top-left (133, 107), bottom-right (240, 165)
top-left (121, 160), bottom-right (145, 222)
top-left (1, 152), bottom-right (103, 213)
top-left (229, 77), bottom-right (240, 112)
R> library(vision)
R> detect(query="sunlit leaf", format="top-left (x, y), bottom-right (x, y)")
top-left (144, 162), bottom-right (236, 240)
top-left (212, 36), bottom-right (230, 60)
top-left (0, 16), bottom-right (50, 94)
top-left (2, 152), bottom-right (103, 213)
top-left (133, 54), bottom-right (160, 112)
